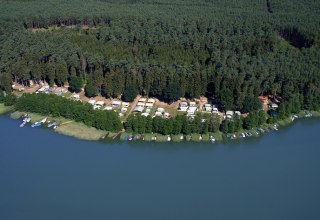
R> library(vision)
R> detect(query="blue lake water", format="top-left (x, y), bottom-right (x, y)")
top-left (1, 116), bottom-right (320, 220)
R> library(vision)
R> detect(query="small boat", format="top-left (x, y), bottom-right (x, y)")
top-left (31, 122), bottom-right (42, 128)
top-left (48, 122), bottom-right (58, 128)
top-left (19, 121), bottom-right (27, 128)
top-left (40, 117), bottom-right (48, 123)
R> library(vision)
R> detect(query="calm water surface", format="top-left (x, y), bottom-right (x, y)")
top-left (1, 116), bottom-right (320, 220)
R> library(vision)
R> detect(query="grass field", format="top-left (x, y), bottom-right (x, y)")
top-left (11, 111), bottom-right (108, 140)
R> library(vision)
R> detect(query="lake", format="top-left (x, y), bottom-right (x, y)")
top-left (1, 116), bottom-right (320, 220)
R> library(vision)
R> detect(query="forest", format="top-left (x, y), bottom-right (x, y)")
top-left (0, 0), bottom-right (319, 113)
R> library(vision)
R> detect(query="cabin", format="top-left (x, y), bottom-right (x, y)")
top-left (141, 112), bottom-right (149, 117)
top-left (189, 101), bottom-right (197, 107)
top-left (235, 111), bottom-right (241, 117)
top-left (112, 100), bottom-right (122, 107)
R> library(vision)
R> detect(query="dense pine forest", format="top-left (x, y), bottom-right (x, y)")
top-left (0, 0), bottom-right (319, 112)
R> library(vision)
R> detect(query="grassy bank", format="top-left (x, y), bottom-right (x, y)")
top-left (11, 111), bottom-right (108, 141)
top-left (0, 104), bottom-right (13, 115)
top-left (7, 109), bottom-right (320, 143)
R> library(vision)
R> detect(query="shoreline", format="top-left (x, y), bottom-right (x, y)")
top-left (10, 111), bottom-right (111, 141)
top-left (2, 108), bottom-right (320, 143)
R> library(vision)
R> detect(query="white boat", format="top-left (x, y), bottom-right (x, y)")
top-left (40, 117), bottom-right (48, 123)
top-left (19, 121), bottom-right (27, 128)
